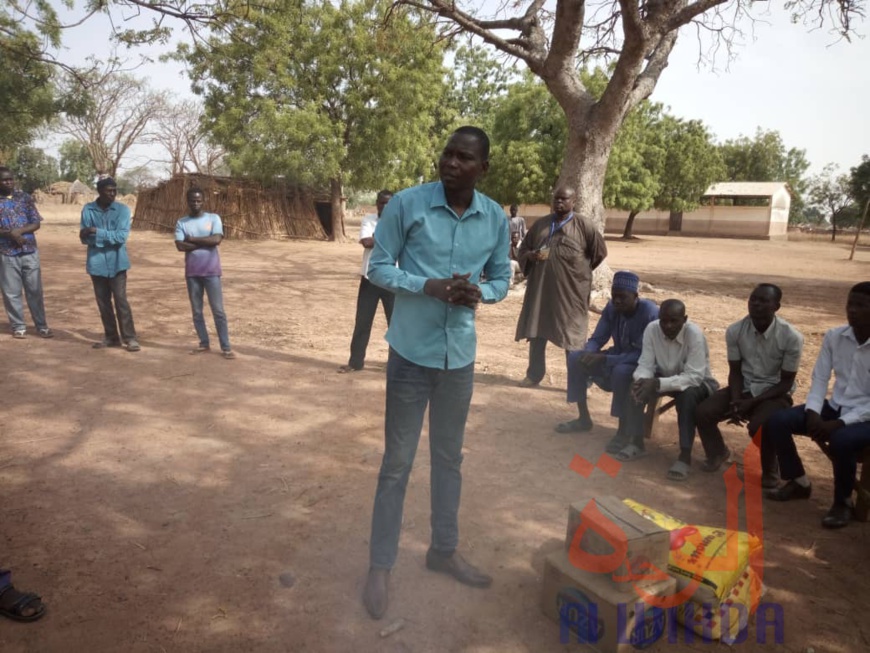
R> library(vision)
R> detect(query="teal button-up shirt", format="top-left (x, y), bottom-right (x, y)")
top-left (80, 201), bottom-right (132, 278)
top-left (368, 182), bottom-right (511, 369)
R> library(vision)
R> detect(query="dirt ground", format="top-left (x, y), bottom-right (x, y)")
top-left (2, 205), bottom-right (869, 653)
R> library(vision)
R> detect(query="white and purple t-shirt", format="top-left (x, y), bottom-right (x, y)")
top-left (175, 212), bottom-right (223, 277)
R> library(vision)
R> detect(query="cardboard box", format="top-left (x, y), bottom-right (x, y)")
top-left (540, 550), bottom-right (676, 653)
top-left (565, 496), bottom-right (670, 590)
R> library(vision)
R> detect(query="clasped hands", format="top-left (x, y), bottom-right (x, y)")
top-left (424, 273), bottom-right (482, 309)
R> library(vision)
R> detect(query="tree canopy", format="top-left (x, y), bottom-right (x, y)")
top-left (181, 0), bottom-right (448, 239)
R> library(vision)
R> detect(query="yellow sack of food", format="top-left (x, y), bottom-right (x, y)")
top-left (678, 566), bottom-right (763, 643)
top-left (622, 499), bottom-right (763, 607)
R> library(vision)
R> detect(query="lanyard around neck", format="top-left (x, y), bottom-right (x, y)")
top-left (548, 213), bottom-right (574, 241)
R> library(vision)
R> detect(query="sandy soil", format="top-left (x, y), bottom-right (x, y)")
top-left (2, 205), bottom-right (869, 653)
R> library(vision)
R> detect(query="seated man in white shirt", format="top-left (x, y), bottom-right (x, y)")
top-left (765, 282), bottom-right (870, 529)
top-left (631, 299), bottom-right (719, 481)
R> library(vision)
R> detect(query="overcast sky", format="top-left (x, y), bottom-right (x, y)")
top-left (45, 2), bottom-right (869, 178)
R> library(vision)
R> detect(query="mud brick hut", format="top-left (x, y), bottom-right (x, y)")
top-left (133, 174), bottom-right (331, 240)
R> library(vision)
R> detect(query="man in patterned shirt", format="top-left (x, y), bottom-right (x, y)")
top-left (0, 167), bottom-right (52, 339)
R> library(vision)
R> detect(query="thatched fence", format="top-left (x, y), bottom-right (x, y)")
top-left (133, 174), bottom-right (329, 240)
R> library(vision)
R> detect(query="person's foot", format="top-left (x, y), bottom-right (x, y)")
top-left (425, 549), bottom-right (492, 588)
top-left (338, 364), bottom-right (361, 374)
top-left (554, 416), bottom-right (593, 434)
top-left (766, 480), bottom-right (812, 501)
top-left (222, 350), bottom-right (236, 360)
top-left (189, 345), bottom-right (210, 354)
top-left (761, 472), bottom-right (780, 489)
top-left (37, 327), bottom-right (53, 338)
top-left (701, 448), bottom-right (731, 473)
top-left (0, 584), bottom-right (46, 622)
top-left (518, 377), bottom-right (540, 388)
top-left (12, 330), bottom-right (26, 339)
top-left (822, 503), bottom-right (853, 529)
top-left (126, 339), bottom-right (141, 352)
top-left (362, 567), bottom-right (389, 620)
top-left (93, 338), bottom-right (122, 349)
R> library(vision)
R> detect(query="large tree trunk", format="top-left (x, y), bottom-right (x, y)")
top-left (832, 215), bottom-right (837, 242)
top-left (329, 177), bottom-right (346, 242)
top-left (556, 108), bottom-right (619, 293)
top-left (622, 211), bottom-right (640, 239)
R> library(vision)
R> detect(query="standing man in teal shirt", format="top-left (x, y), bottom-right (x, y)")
top-left (80, 177), bottom-right (140, 352)
top-left (361, 127), bottom-right (511, 619)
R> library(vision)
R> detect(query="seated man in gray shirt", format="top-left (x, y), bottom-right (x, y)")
top-left (632, 299), bottom-right (719, 481)
top-left (695, 284), bottom-right (804, 485)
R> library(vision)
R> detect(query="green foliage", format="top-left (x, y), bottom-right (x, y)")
top-left (719, 129), bottom-right (810, 223)
top-left (849, 155), bottom-right (870, 211)
top-left (58, 139), bottom-right (93, 182)
top-left (603, 101), bottom-right (665, 215)
top-left (654, 117), bottom-right (725, 213)
top-left (181, 0), bottom-right (447, 194)
top-left (7, 147), bottom-right (59, 192)
top-left (478, 73), bottom-right (565, 204)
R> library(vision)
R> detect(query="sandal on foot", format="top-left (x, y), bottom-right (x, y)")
top-left (37, 328), bottom-right (53, 338)
top-left (337, 364), bottom-right (361, 373)
top-left (222, 350), bottom-right (236, 360)
top-left (189, 345), bottom-right (210, 355)
top-left (0, 585), bottom-right (46, 622)
top-left (93, 339), bottom-right (122, 349)
top-left (666, 460), bottom-right (690, 482)
top-left (701, 448), bottom-right (731, 473)
top-left (605, 437), bottom-right (628, 455)
top-left (614, 444), bottom-right (648, 462)
top-left (554, 418), bottom-right (593, 434)
top-left (12, 330), bottom-right (26, 339)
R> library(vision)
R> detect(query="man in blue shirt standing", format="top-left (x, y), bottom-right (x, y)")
top-left (175, 187), bottom-right (234, 359)
top-left (80, 177), bottom-right (140, 352)
top-left (558, 271), bottom-right (658, 461)
top-left (0, 167), bottom-right (53, 339)
top-left (362, 127), bottom-right (511, 620)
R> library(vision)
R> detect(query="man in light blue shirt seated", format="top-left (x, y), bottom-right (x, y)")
top-left (362, 126), bottom-right (511, 620)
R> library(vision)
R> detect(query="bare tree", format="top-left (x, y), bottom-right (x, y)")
top-left (155, 99), bottom-right (226, 176)
top-left (392, 0), bottom-right (860, 235)
top-left (58, 62), bottom-right (168, 177)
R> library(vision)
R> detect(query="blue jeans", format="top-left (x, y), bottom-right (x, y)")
top-left (566, 351), bottom-right (644, 447)
top-left (766, 401), bottom-right (870, 506)
top-left (1, 252), bottom-right (48, 331)
top-left (369, 349), bottom-right (475, 569)
top-left (186, 276), bottom-right (230, 351)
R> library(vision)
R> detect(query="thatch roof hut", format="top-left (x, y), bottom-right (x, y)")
top-left (47, 179), bottom-right (94, 204)
top-left (133, 174), bottom-right (329, 240)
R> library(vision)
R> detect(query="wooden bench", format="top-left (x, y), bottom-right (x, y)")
top-left (643, 395), bottom-right (676, 439)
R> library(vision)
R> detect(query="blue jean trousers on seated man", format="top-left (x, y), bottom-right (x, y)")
top-left (566, 351), bottom-right (644, 447)
top-left (369, 348), bottom-right (474, 570)
top-left (766, 400), bottom-right (870, 506)
top-left (0, 251), bottom-right (48, 331)
top-left (186, 275), bottom-right (230, 352)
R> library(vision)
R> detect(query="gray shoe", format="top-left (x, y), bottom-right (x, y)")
top-left (126, 339), bottom-right (141, 352)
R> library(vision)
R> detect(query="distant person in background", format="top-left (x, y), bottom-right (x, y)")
top-left (514, 186), bottom-right (607, 387)
top-left (175, 187), bottom-right (234, 359)
top-left (509, 230), bottom-right (523, 286)
top-left (508, 204), bottom-right (526, 240)
top-left (0, 167), bottom-right (53, 339)
top-left (338, 190), bottom-right (394, 373)
top-left (80, 177), bottom-right (140, 352)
